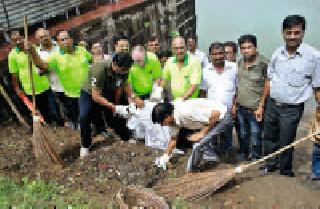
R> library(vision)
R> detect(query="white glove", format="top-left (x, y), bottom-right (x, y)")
top-left (115, 105), bottom-right (129, 118)
top-left (150, 85), bottom-right (163, 102)
top-left (154, 154), bottom-right (170, 170)
top-left (128, 103), bottom-right (138, 115)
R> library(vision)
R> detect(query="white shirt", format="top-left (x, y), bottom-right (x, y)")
top-left (37, 46), bottom-right (64, 92)
top-left (188, 49), bottom-right (210, 69)
top-left (170, 98), bottom-right (227, 136)
top-left (201, 61), bottom-right (237, 109)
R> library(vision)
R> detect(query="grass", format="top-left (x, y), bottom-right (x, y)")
top-left (0, 176), bottom-right (116, 208)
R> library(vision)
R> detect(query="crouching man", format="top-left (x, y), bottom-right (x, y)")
top-left (152, 98), bottom-right (232, 172)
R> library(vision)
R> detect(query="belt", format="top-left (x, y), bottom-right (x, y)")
top-left (270, 98), bottom-right (303, 107)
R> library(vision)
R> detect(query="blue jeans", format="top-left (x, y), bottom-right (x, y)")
top-left (79, 90), bottom-right (105, 148)
top-left (237, 105), bottom-right (262, 159)
top-left (312, 143), bottom-right (320, 178)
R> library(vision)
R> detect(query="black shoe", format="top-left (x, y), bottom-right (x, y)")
top-left (280, 170), bottom-right (295, 177)
top-left (264, 165), bottom-right (278, 173)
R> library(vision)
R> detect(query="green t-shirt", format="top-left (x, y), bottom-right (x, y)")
top-left (128, 52), bottom-right (161, 96)
top-left (162, 54), bottom-right (202, 99)
top-left (47, 46), bottom-right (92, 98)
top-left (8, 48), bottom-right (50, 95)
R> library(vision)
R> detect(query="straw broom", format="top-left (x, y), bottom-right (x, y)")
top-left (0, 83), bottom-right (30, 129)
top-left (155, 131), bottom-right (320, 202)
top-left (23, 15), bottom-right (63, 165)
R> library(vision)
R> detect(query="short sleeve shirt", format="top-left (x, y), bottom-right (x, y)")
top-left (90, 60), bottom-right (127, 103)
top-left (237, 54), bottom-right (269, 109)
top-left (128, 52), bottom-right (162, 96)
top-left (267, 43), bottom-right (320, 104)
top-left (8, 48), bottom-right (50, 95)
top-left (201, 61), bottom-right (237, 109)
top-left (162, 54), bottom-right (202, 100)
top-left (47, 46), bottom-right (92, 98)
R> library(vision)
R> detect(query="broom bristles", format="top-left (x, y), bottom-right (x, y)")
top-left (155, 168), bottom-right (236, 201)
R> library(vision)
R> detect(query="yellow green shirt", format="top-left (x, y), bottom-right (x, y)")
top-left (8, 48), bottom-right (50, 95)
top-left (128, 52), bottom-right (161, 96)
top-left (47, 46), bottom-right (92, 98)
top-left (162, 54), bottom-right (202, 99)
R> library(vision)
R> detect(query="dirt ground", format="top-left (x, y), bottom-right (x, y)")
top-left (1, 101), bottom-right (320, 208)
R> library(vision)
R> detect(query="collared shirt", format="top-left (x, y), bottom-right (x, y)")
top-left (37, 46), bottom-right (63, 92)
top-left (188, 49), bottom-right (210, 69)
top-left (268, 43), bottom-right (320, 104)
top-left (162, 54), bottom-right (202, 99)
top-left (128, 52), bottom-right (161, 96)
top-left (170, 98), bottom-right (227, 136)
top-left (237, 54), bottom-right (269, 109)
top-left (47, 46), bottom-right (92, 98)
top-left (8, 48), bottom-right (50, 95)
top-left (201, 61), bottom-right (237, 109)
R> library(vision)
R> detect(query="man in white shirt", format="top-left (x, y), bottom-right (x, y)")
top-left (35, 28), bottom-right (64, 126)
top-left (186, 34), bottom-right (209, 69)
top-left (152, 99), bottom-right (232, 172)
top-left (201, 42), bottom-right (237, 155)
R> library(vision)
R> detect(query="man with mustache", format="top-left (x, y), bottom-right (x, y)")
top-left (200, 42), bottom-right (237, 159)
top-left (264, 15), bottom-right (320, 177)
top-left (235, 34), bottom-right (269, 161)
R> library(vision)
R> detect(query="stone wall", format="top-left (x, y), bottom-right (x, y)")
top-left (70, 0), bottom-right (196, 53)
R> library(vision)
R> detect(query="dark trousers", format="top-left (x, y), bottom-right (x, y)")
top-left (237, 105), bottom-right (262, 159)
top-left (27, 89), bottom-right (51, 124)
top-left (58, 94), bottom-right (79, 125)
top-left (79, 90), bottom-right (106, 148)
top-left (48, 91), bottom-right (64, 126)
top-left (104, 108), bottom-right (131, 141)
top-left (263, 98), bottom-right (304, 172)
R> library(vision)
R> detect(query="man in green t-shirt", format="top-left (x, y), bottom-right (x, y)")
top-left (128, 45), bottom-right (161, 108)
top-left (29, 30), bottom-right (92, 127)
top-left (160, 37), bottom-right (202, 101)
top-left (8, 30), bottom-right (51, 123)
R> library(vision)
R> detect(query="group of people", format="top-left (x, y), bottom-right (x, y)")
top-left (4, 14), bottom-right (320, 179)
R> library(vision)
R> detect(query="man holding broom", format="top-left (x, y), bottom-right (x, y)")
top-left (151, 99), bottom-right (232, 172)
top-left (8, 30), bottom-right (51, 124)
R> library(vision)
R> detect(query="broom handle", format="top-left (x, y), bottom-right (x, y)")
top-left (241, 131), bottom-right (320, 171)
top-left (23, 15), bottom-right (36, 117)
top-left (0, 83), bottom-right (30, 129)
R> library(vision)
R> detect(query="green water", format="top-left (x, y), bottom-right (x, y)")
top-left (196, 0), bottom-right (320, 57)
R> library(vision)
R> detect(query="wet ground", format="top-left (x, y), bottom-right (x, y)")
top-left (0, 100), bottom-right (320, 208)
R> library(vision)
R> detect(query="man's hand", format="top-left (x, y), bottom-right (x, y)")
top-left (188, 132), bottom-right (205, 142)
top-left (254, 105), bottom-right (264, 122)
top-left (154, 154), bottom-right (170, 170)
top-left (134, 97), bottom-right (145, 108)
top-left (231, 105), bottom-right (237, 118)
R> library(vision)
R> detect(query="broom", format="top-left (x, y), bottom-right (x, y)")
top-left (23, 15), bottom-right (63, 165)
top-left (154, 130), bottom-right (320, 202)
top-left (0, 83), bottom-right (30, 129)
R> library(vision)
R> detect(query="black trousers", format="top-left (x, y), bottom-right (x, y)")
top-left (26, 89), bottom-right (51, 124)
top-left (263, 98), bottom-right (304, 172)
top-left (79, 90), bottom-right (106, 148)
